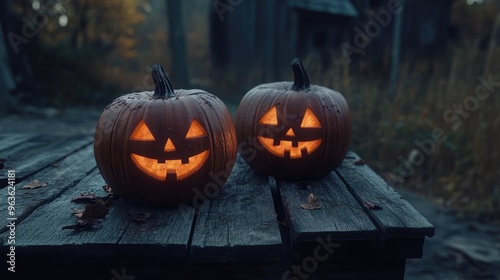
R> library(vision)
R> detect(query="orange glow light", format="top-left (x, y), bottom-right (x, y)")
top-left (131, 150), bottom-right (210, 181)
top-left (257, 137), bottom-right (321, 159)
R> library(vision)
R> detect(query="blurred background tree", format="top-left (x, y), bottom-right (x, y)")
top-left (2, 0), bottom-right (148, 108)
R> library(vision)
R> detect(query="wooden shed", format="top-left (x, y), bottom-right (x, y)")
top-left (210, 0), bottom-right (360, 82)
top-left (349, 0), bottom-right (454, 59)
top-left (209, 0), bottom-right (453, 83)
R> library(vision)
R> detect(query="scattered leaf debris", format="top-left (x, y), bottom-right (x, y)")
top-left (81, 199), bottom-right (109, 220)
top-left (103, 195), bottom-right (116, 207)
top-left (354, 159), bottom-right (366, 166)
top-left (128, 211), bottom-right (151, 223)
top-left (71, 193), bottom-right (98, 203)
top-left (62, 219), bottom-right (100, 231)
top-left (21, 179), bottom-right (47, 189)
top-left (63, 190), bottom-right (119, 232)
top-left (73, 209), bottom-right (85, 219)
top-left (301, 193), bottom-right (322, 210)
top-left (363, 201), bottom-right (382, 210)
top-left (102, 185), bottom-right (113, 194)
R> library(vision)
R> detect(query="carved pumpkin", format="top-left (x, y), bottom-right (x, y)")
top-left (94, 64), bottom-right (237, 206)
top-left (236, 58), bottom-right (351, 180)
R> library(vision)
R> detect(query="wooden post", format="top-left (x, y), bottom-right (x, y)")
top-left (288, 9), bottom-right (299, 63)
top-left (484, 15), bottom-right (500, 76)
top-left (167, 0), bottom-right (190, 88)
top-left (263, 0), bottom-right (275, 81)
top-left (388, 0), bottom-right (405, 101)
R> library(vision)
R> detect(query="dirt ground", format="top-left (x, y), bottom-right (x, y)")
top-left (1, 108), bottom-right (499, 280)
top-left (398, 189), bottom-right (500, 280)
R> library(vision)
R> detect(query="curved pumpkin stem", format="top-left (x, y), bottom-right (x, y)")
top-left (291, 58), bottom-right (311, 91)
top-left (152, 63), bottom-right (175, 99)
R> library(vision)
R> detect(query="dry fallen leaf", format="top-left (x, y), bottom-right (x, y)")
top-left (307, 193), bottom-right (318, 205)
top-left (103, 195), bottom-right (116, 207)
top-left (354, 159), bottom-right (366, 166)
top-left (71, 193), bottom-right (98, 203)
top-left (73, 209), bottom-right (85, 219)
top-left (21, 179), bottom-right (47, 189)
top-left (64, 189), bottom-right (119, 232)
top-left (81, 199), bottom-right (109, 220)
top-left (102, 185), bottom-right (113, 194)
top-left (363, 201), bottom-right (382, 210)
top-left (301, 193), bottom-right (322, 210)
top-left (128, 211), bottom-right (151, 223)
top-left (62, 219), bottom-right (99, 231)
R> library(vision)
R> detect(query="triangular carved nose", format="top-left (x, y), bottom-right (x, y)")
top-left (285, 128), bottom-right (295, 137)
top-left (164, 138), bottom-right (176, 152)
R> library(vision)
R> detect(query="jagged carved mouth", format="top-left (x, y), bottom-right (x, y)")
top-left (257, 136), bottom-right (321, 159)
top-left (130, 150), bottom-right (210, 181)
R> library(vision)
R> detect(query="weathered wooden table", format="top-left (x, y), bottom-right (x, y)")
top-left (0, 133), bottom-right (434, 279)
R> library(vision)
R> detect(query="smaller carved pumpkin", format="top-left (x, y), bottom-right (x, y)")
top-left (236, 58), bottom-right (351, 180)
top-left (94, 64), bottom-right (237, 206)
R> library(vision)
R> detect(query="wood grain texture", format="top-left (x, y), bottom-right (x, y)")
top-left (0, 142), bottom-right (432, 278)
top-left (118, 202), bottom-right (196, 258)
top-left (4, 169), bottom-right (124, 246)
top-left (0, 134), bottom-right (92, 186)
top-left (190, 155), bottom-right (282, 263)
top-left (0, 143), bottom-right (95, 233)
top-left (336, 152), bottom-right (435, 238)
top-left (277, 172), bottom-right (378, 243)
top-left (2, 168), bottom-right (195, 258)
top-left (0, 133), bottom-right (36, 151)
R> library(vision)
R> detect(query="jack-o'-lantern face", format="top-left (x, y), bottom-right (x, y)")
top-left (257, 106), bottom-right (322, 159)
top-left (129, 119), bottom-right (210, 181)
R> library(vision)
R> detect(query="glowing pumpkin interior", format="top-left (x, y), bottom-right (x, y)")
top-left (257, 106), bottom-right (322, 159)
top-left (130, 119), bottom-right (210, 181)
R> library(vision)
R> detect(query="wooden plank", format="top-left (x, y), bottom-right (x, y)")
top-left (336, 152), bottom-right (435, 238)
top-left (294, 237), bottom-right (425, 260)
top-left (118, 202), bottom-right (196, 257)
top-left (190, 155), bottom-right (282, 263)
top-left (0, 257), bottom-right (406, 280)
top-left (3, 170), bottom-right (124, 246)
top-left (0, 143), bottom-right (95, 233)
top-left (277, 172), bottom-right (378, 243)
top-left (282, 258), bottom-right (406, 280)
top-left (183, 259), bottom-right (404, 280)
top-left (0, 133), bottom-right (36, 151)
top-left (3, 168), bottom-right (195, 259)
top-left (0, 134), bottom-right (92, 186)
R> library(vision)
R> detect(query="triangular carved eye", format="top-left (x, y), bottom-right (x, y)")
top-left (186, 119), bottom-right (207, 139)
top-left (300, 108), bottom-right (322, 128)
top-left (259, 106), bottom-right (278, 126)
top-left (130, 120), bottom-right (155, 140)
